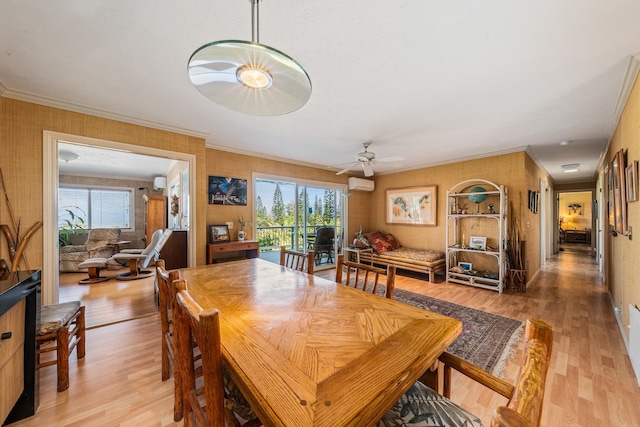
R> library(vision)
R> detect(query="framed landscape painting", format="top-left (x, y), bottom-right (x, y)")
top-left (386, 185), bottom-right (437, 225)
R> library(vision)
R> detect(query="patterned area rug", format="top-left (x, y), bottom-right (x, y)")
top-left (392, 288), bottom-right (524, 377)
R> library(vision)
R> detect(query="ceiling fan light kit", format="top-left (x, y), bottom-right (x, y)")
top-left (187, 0), bottom-right (311, 116)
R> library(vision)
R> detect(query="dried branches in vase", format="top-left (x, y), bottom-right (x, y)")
top-left (507, 199), bottom-right (526, 292)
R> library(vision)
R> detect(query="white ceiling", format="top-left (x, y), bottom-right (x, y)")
top-left (2, 1), bottom-right (640, 183)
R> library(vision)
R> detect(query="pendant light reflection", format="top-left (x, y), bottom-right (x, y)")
top-left (187, 1), bottom-right (311, 116)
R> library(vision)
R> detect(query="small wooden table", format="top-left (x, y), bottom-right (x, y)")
top-left (179, 258), bottom-right (461, 426)
top-left (206, 240), bottom-right (260, 264)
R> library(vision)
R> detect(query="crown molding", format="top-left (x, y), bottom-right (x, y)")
top-left (600, 53), bottom-right (640, 173)
top-left (376, 145), bottom-right (529, 176)
top-left (205, 143), bottom-right (337, 172)
top-left (1, 88), bottom-right (209, 139)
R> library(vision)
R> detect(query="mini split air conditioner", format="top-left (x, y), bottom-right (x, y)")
top-left (153, 177), bottom-right (167, 190)
top-left (348, 177), bottom-right (375, 192)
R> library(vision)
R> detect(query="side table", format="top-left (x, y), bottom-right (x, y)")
top-left (342, 246), bottom-right (371, 264)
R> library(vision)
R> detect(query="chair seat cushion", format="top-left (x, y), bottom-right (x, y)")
top-left (377, 381), bottom-right (484, 427)
top-left (37, 301), bottom-right (81, 336)
top-left (223, 366), bottom-right (258, 422)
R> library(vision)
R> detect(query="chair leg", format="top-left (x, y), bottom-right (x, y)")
top-left (57, 325), bottom-right (70, 392)
top-left (76, 306), bottom-right (86, 359)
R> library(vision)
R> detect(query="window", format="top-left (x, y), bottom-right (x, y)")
top-left (58, 185), bottom-right (133, 230)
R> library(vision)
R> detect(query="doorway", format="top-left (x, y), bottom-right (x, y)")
top-left (557, 190), bottom-right (595, 257)
top-left (254, 174), bottom-right (346, 270)
top-left (42, 131), bottom-right (196, 306)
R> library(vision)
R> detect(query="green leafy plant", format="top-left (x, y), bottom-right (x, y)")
top-left (238, 215), bottom-right (251, 231)
top-left (58, 207), bottom-right (87, 246)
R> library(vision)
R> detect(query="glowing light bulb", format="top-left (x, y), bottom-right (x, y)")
top-left (237, 65), bottom-right (272, 89)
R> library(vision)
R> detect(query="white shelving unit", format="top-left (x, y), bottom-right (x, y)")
top-left (445, 179), bottom-right (507, 293)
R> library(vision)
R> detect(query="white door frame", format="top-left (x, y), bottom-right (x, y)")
top-left (42, 131), bottom-right (196, 305)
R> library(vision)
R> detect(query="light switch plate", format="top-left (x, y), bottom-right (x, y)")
top-left (226, 221), bottom-right (234, 229)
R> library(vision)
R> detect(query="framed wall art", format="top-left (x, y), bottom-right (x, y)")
top-left (626, 160), bottom-right (638, 203)
top-left (458, 262), bottom-right (473, 271)
top-left (469, 236), bottom-right (487, 250)
top-left (386, 185), bottom-right (437, 225)
top-left (611, 149), bottom-right (627, 234)
top-left (209, 224), bottom-right (230, 243)
top-left (208, 176), bottom-right (248, 205)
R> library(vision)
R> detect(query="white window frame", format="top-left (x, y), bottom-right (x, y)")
top-left (58, 183), bottom-right (135, 231)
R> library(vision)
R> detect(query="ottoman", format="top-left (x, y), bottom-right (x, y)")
top-left (77, 257), bottom-right (109, 284)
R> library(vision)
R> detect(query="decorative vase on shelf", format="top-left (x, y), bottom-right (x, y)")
top-left (238, 230), bottom-right (246, 241)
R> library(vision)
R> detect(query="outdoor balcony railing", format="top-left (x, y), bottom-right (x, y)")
top-left (256, 225), bottom-right (337, 252)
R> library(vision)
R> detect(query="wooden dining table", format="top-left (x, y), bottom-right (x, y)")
top-left (178, 258), bottom-right (461, 427)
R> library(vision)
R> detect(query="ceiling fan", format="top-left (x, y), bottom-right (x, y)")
top-left (335, 142), bottom-right (404, 177)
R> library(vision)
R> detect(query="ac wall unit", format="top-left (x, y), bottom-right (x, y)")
top-left (348, 177), bottom-right (375, 192)
top-left (153, 176), bottom-right (167, 190)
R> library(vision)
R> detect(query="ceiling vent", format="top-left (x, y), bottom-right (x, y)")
top-left (348, 177), bottom-right (375, 192)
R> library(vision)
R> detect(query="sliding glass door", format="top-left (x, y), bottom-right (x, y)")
top-left (254, 175), bottom-right (346, 270)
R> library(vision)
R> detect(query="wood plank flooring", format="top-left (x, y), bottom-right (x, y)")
top-left (58, 268), bottom-right (158, 328)
top-left (8, 251), bottom-right (640, 426)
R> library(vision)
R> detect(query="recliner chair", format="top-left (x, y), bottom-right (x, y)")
top-left (107, 229), bottom-right (172, 280)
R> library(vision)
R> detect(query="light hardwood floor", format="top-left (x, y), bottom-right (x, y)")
top-left (9, 251), bottom-right (640, 426)
top-left (58, 268), bottom-right (158, 328)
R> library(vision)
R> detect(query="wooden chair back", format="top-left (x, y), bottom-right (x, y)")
top-left (279, 246), bottom-right (315, 275)
top-left (439, 318), bottom-right (553, 427)
top-left (335, 254), bottom-right (396, 299)
top-left (173, 278), bottom-right (260, 427)
top-left (156, 259), bottom-right (183, 421)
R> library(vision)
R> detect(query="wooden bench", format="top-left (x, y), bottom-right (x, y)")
top-left (358, 247), bottom-right (446, 283)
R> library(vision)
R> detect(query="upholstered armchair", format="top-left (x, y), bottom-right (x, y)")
top-left (59, 228), bottom-right (121, 272)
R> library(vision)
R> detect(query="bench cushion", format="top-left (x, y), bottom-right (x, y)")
top-left (37, 301), bottom-right (81, 335)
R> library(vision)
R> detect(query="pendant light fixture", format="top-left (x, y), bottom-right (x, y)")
top-left (188, 0), bottom-right (312, 116)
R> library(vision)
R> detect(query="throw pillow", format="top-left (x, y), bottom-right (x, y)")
top-left (385, 233), bottom-right (401, 251)
top-left (364, 230), bottom-right (393, 254)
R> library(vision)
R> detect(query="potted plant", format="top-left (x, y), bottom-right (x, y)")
top-left (353, 225), bottom-right (365, 248)
top-left (237, 215), bottom-right (251, 241)
top-left (58, 207), bottom-right (87, 247)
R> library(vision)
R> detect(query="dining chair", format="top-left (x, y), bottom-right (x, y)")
top-left (378, 318), bottom-right (553, 427)
top-left (279, 246), bottom-right (315, 275)
top-left (172, 278), bottom-right (261, 427)
top-left (156, 259), bottom-right (183, 421)
top-left (335, 254), bottom-right (396, 299)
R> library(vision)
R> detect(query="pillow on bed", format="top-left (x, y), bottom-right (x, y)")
top-left (364, 230), bottom-right (394, 254)
top-left (385, 233), bottom-right (401, 251)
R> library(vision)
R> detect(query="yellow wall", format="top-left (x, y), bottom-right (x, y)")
top-left (602, 70), bottom-right (640, 337)
top-left (369, 151), bottom-right (548, 283)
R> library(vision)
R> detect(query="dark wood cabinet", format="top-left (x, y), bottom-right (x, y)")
top-left (160, 230), bottom-right (188, 270)
top-left (1, 270), bottom-right (40, 425)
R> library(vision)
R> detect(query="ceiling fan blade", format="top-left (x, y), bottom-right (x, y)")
top-left (376, 155), bottom-right (405, 163)
top-left (362, 162), bottom-right (374, 177)
top-left (336, 164), bottom-right (358, 175)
